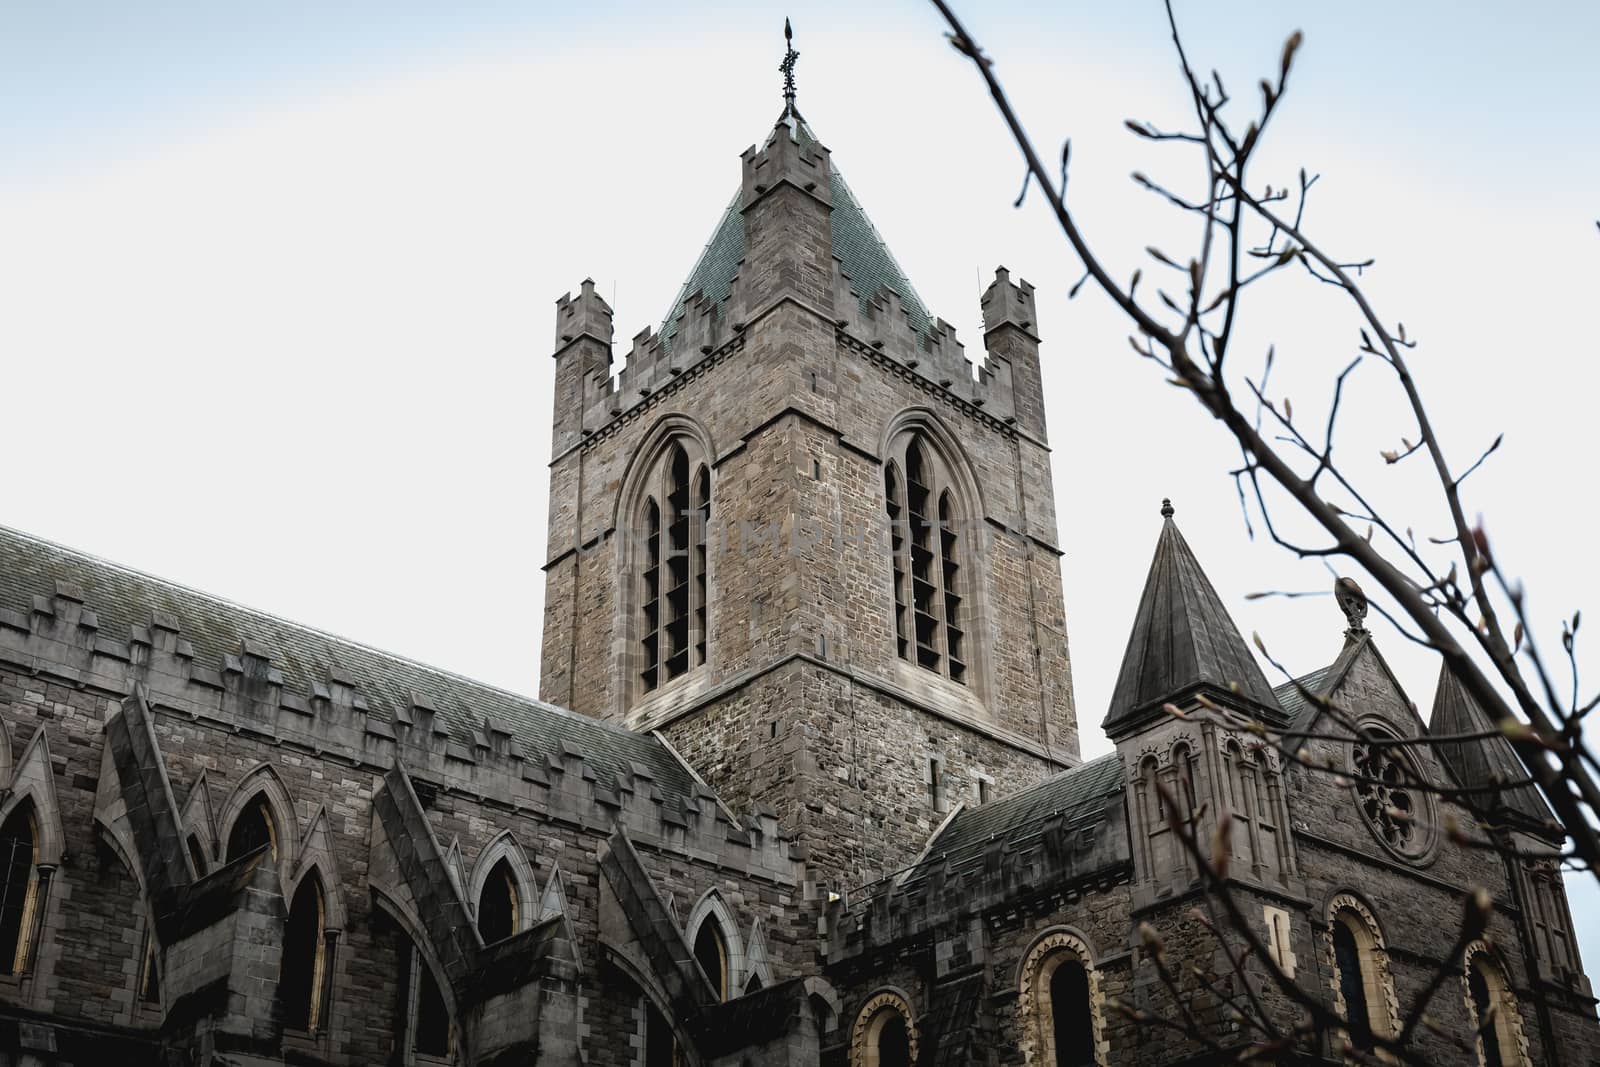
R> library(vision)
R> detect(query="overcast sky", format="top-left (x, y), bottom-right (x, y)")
top-left (4, 0), bottom-right (1598, 969)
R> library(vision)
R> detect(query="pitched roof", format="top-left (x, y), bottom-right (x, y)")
top-left (1103, 508), bottom-right (1283, 735)
top-left (1274, 636), bottom-right (1366, 743)
top-left (1430, 663), bottom-right (1557, 834)
top-left (658, 115), bottom-right (933, 351)
top-left (0, 524), bottom-right (697, 799)
top-left (902, 752), bottom-right (1125, 888)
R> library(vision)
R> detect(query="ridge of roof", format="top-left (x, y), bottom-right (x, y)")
top-left (1103, 510), bottom-right (1283, 735)
top-left (658, 115), bottom-right (933, 351)
top-left (903, 752), bottom-right (1124, 886)
top-left (1430, 662), bottom-right (1557, 833)
top-left (0, 523), bottom-right (696, 798)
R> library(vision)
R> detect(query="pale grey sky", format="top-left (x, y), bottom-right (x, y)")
top-left (4, 0), bottom-right (1597, 969)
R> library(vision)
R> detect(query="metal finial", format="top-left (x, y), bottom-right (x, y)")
top-left (1335, 576), bottom-right (1369, 635)
top-left (780, 18), bottom-right (800, 116)
top-left (1161, 498), bottom-right (1175, 519)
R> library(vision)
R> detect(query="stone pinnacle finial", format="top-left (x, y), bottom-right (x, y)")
top-left (1161, 498), bottom-right (1175, 519)
top-left (780, 18), bottom-right (800, 117)
top-left (1335, 576), bottom-right (1369, 635)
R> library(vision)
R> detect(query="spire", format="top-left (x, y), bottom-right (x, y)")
top-left (779, 18), bottom-right (801, 119)
top-left (1104, 501), bottom-right (1284, 736)
top-left (657, 116), bottom-right (934, 352)
top-left (1431, 664), bottom-right (1557, 835)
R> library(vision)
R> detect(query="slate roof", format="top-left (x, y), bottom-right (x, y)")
top-left (1274, 638), bottom-right (1365, 742)
top-left (904, 752), bottom-right (1124, 887)
top-left (0, 524), bottom-right (698, 799)
top-left (1430, 663), bottom-right (1557, 833)
top-left (1103, 508), bottom-right (1283, 735)
top-left (658, 114), bottom-right (933, 351)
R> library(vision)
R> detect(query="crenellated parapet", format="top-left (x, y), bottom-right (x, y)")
top-left (0, 535), bottom-right (804, 887)
top-left (822, 779), bottom-right (1128, 969)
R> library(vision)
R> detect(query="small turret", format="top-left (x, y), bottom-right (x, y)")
top-left (981, 266), bottom-right (1046, 440)
top-left (550, 278), bottom-right (613, 453)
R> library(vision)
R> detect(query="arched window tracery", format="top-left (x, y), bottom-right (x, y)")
top-left (629, 435), bottom-right (712, 701)
top-left (883, 425), bottom-right (978, 687)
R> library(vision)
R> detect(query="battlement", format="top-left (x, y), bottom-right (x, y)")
top-left (0, 532), bottom-right (804, 886)
top-left (823, 792), bottom-right (1128, 967)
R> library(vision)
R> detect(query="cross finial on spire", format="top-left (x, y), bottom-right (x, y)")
top-left (780, 18), bottom-right (800, 117)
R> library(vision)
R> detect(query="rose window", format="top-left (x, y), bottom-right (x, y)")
top-left (1351, 729), bottom-right (1433, 860)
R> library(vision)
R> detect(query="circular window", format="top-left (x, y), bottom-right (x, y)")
top-left (1350, 726), bottom-right (1436, 862)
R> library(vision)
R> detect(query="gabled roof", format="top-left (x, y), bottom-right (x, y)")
top-left (1430, 664), bottom-right (1557, 834)
top-left (1103, 506), bottom-right (1283, 736)
top-left (658, 115), bottom-right (933, 351)
top-left (1275, 636), bottom-right (1367, 743)
top-left (0, 524), bottom-right (697, 799)
top-left (902, 752), bottom-right (1125, 888)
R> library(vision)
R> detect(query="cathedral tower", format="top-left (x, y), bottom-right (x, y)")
top-left (540, 53), bottom-right (1077, 884)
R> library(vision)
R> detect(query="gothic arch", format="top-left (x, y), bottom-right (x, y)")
top-left (878, 408), bottom-right (987, 519)
top-left (1016, 926), bottom-right (1107, 1066)
top-left (371, 888), bottom-right (461, 1037)
top-left (288, 807), bottom-right (347, 931)
top-left (466, 831), bottom-right (538, 938)
top-left (1322, 892), bottom-right (1399, 1053)
top-left (803, 976), bottom-right (843, 1040)
top-left (611, 412), bottom-right (718, 531)
top-left (613, 413), bottom-right (717, 713)
top-left (0, 726), bottom-right (65, 868)
top-left (608, 948), bottom-right (699, 1066)
top-left (180, 769), bottom-right (219, 871)
top-left (879, 407), bottom-right (994, 703)
top-left (1462, 941), bottom-right (1531, 1067)
top-left (217, 762), bottom-right (298, 883)
top-left (684, 888), bottom-right (744, 1000)
top-left (849, 987), bottom-right (919, 1067)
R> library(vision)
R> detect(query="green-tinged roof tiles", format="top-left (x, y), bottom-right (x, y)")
top-left (659, 117), bottom-right (933, 350)
top-left (0, 524), bottom-right (698, 800)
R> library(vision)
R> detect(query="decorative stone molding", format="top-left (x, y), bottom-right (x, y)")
top-left (466, 830), bottom-right (539, 935)
top-left (1461, 941), bottom-right (1531, 1067)
top-left (1349, 722), bottom-right (1439, 865)
top-left (1322, 893), bottom-right (1401, 1058)
top-left (849, 989), bottom-right (919, 1067)
top-left (1017, 927), bottom-right (1107, 1067)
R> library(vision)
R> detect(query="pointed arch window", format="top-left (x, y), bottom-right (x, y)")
top-left (693, 918), bottom-right (729, 1001)
top-left (884, 430), bottom-right (971, 685)
top-left (0, 802), bottom-right (40, 975)
top-left (400, 937), bottom-right (452, 1060)
top-left (281, 875), bottom-right (328, 1033)
top-left (1326, 900), bottom-right (1395, 1055)
top-left (226, 793), bottom-right (278, 863)
top-left (477, 859), bottom-right (518, 944)
top-left (1464, 946), bottom-right (1529, 1067)
top-left (633, 438), bottom-right (711, 699)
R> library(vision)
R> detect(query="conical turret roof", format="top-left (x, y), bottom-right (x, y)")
top-left (1104, 502), bottom-right (1283, 735)
top-left (658, 115), bottom-right (933, 351)
top-left (1431, 664), bottom-right (1557, 835)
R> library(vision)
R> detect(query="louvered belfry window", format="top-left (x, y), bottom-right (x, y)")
top-left (638, 441), bottom-right (710, 695)
top-left (886, 432), bottom-right (967, 684)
